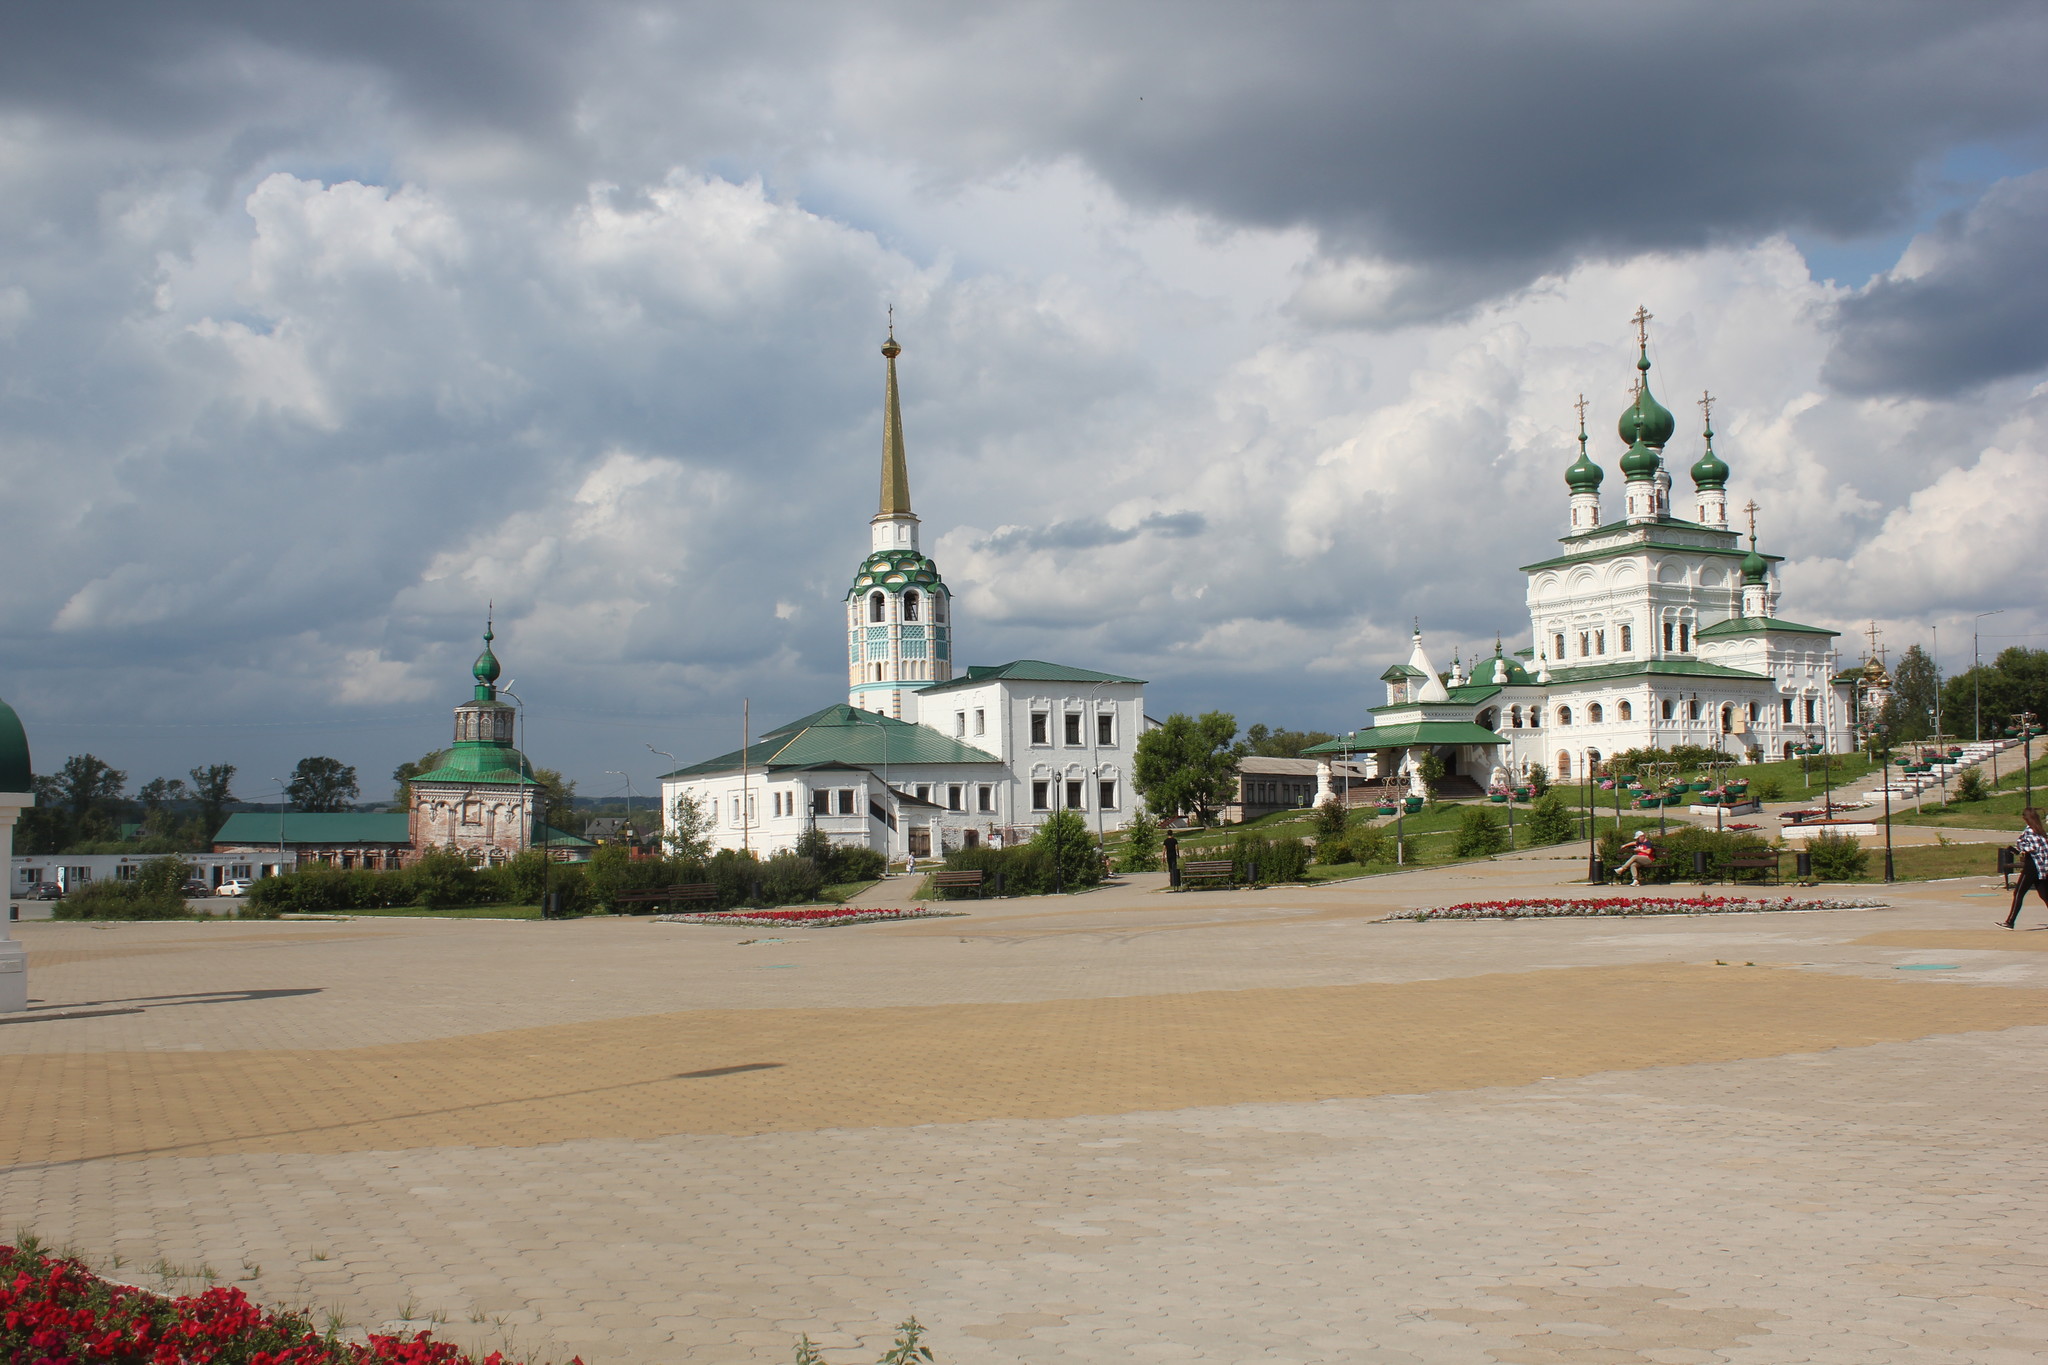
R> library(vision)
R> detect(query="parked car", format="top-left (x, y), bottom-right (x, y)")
top-left (214, 879), bottom-right (251, 897)
top-left (183, 880), bottom-right (210, 897)
top-left (25, 883), bottom-right (64, 900)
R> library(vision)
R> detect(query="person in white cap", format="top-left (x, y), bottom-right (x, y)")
top-left (1613, 829), bottom-right (1657, 886)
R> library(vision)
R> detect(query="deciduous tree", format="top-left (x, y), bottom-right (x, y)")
top-left (1133, 712), bottom-right (1240, 823)
top-left (286, 757), bottom-right (358, 812)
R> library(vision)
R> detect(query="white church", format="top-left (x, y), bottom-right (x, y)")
top-left (659, 327), bottom-right (1147, 860)
top-left (1305, 309), bottom-right (1864, 799)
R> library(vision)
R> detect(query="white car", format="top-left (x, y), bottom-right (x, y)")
top-left (214, 879), bottom-right (251, 897)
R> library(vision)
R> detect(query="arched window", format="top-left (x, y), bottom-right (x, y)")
top-left (869, 592), bottom-right (885, 623)
top-left (1556, 751), bottom-right (1572, 780)
top-left (903, 590), bottom-right (920, 622)
top-left (1557, 706), bottom-right (1572, 726)
top-left (933, 594), bottom-right (946, 622)
top-left (1720, 704), bottom-right (1734, 734)
top-left (1620, 624), bottom-right (1633, 652)
top-left (1660, 698), bottom-right (1674, 720)
top-left (1478, 708), bottom-right (1497, 731)
top-left (1784, 742), bottom-right (1795, 759)
top-left (1509, 705), bottom-right (1522, 728)
top-left (1589, 703), bottom-right (1605, 723)
top-left (1618, 700), bottom-right (1633, 721)
top-left (1587, 748), bottom-right (1602, 770)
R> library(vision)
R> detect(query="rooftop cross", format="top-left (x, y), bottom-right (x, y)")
top-left (1631, 305), bottom-right (1653, 348)
top-left (1698, 390), bottom-right (1714, 433)
top-left (1742, 498), bottom-right (1760, 545)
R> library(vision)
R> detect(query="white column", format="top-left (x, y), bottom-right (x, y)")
top-left (1314, 759), bottom-right (1332, 806)
top-left (0, 799), bottom-right (30, 1013)
top-left (1406, 749), bottom-right (1428, 799)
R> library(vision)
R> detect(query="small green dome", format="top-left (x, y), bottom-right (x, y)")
top-left (472, 624), bottom-right (501, 686)
top-left (1617, 349), bottom-right (1676, 449)
top-left (1741, 546), bottom-right (1769, 585)
top-left (1565, 448), bottom-right (1604, 493)
top-left (1691, 444), bottom-right (1729, 490)
top-left (847, 548), bottom-right (950, 598)
top-left (1619, 437), bottom-right (1660, 481)
top-left (0, 691), bottom-right (30, 793)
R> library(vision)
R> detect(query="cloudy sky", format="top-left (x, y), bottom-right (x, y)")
top-left (5, 1), bottom-right (2048, 803)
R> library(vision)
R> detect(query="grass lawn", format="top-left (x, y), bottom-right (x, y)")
top-left (1844, 842), bottom-right (2002, 882)
top-left (820, 879), bottom-right (880, 902)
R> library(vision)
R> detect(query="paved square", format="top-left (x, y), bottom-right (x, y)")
top-left (8, 857), bottom-right (2048, 1363)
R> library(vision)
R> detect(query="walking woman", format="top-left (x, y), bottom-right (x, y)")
top-left (2002, 807), bottom-right (2048, 929)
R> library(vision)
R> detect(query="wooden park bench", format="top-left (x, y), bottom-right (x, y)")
top-left (931, 869), bottom-right (986, 898)
top-left (613, 883), bottom-right (719, 914)
top-left (1179, 859), bottom-right (1237, 889)
top-left (1724, 853), bottom-right (1782, 885)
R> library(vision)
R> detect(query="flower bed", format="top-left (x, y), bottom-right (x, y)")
top-left (0, 1240), bottom-right (559, 1365)
top-left (653, 907), bottom-right (961, 928)
top-left (1382, 894), bottom-right (1887, 922)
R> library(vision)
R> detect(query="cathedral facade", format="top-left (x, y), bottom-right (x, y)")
top-left (1308, 311), bottom-right (1862, 795)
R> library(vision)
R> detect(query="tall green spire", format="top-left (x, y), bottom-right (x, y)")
top-left (878, 317), bottom-right (911, 517)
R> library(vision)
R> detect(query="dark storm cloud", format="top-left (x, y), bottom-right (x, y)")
top-left (1824, 170), bottom-right (2048, 397)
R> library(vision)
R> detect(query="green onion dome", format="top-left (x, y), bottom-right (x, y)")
top-left (0, 690), bottom-right (30, 793)
top-left (1616, 347), bottom-right (1676, 449)
top-left (1741, 545), bottom-right (1769, 585)
top-left (847, 548), bottom-right (949, 598)
top-left (1619, 437), bottom-right (1660, 481)
top-left (1691, 438), bottom-right (1729, 491)
top-left (1565, 447), bottom-right (1604, 493)
top-left (472, 624), bottom-right (501, 686)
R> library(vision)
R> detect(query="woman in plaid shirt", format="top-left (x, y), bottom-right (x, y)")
top-left (2002, 808), bottom-right (2048, 929)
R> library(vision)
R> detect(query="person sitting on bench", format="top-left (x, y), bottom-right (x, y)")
top-left (1614, 830), bottom-right (1656, 886)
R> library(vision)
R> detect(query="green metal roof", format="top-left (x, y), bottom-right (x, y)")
top-left (1541, 658), bottom-right (1772, 684)
top-left (409, 739), bottom-right (538, 787)
top-left (0, 690), bottom-right (28, 793)
top-left (1520, 540), bottom-right (1783, 573)
top-left (661, 703), bottom-right (1003, 779)
top-left (1380, 664), bottom-right (1426, 681)
top-left (846, 548), bottom-right (951, 599)
top-left (539, 825), bottom-right (596, 848)
top-left (917, 659), bottom-right (1145, 696)
top-left (1694, 615), bottom-right (1838, 639)
top-left (1303, 721), bottom-right (1507, 754)
top-left (214, 812), bottom-right (413, 845)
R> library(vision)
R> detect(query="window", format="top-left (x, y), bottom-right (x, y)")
top-left (1032, 781), bottom-right (1051, 810)
top-left (869, 592), bottom-right (885, 623)
top-left (1031, 712), bottom-right (1049, 745)
top-left (1589, 703), bottom-right (1604, 723)
top-left (1064, 713), bottom-right (1083, 745)
top-left (915, 784), bottom-right (931, 803)
top-left (1478, 708), bottom-right (1497, 731)
top-left (1554, 633), bottom-right (1566, 659)
top-left (1509, 705), bottom-right (1522, 728)
top-left (730, 795), bottom-right (742, 823)
top-left (1783, 697), bottom-right (1794, 722)
top-left (974, 708), bottom-right (986, 735)
top-left (1747, 701), bottom-right (1759, 722)
top-left (948, 785), bottom-right (963, 811)
top-left (1803, 698), bottom-right (1816, 724)
top-left (933, 595), bottom-right (946, 622)
top-left (116, 864), bottom-right (138, 881)
top-left (1579, 632), bottom-right (1590, 658)
top-left (836, 789), bottom-right (855, 815)
top-left (955, 711), bottom-right (966, 736)
top-left (1065, 780), bottom-right (1084, 809)
top-left (1663, 622), bottom-right (1675, 651)
top-left (813, 789), bottom-right (830, 814)
top-left (1595, 629), bottom-right (1606, 655)
top-left (1618, 700), bottom-right (1633, 721)
top-left (1721, 705), bottom-right (1734, 734)
top-left (1687, 699), bottom-right (1701, 721)
top-left (1661, 698), bottom-right (1674, 720)
top-left (1099, 780), bottom-right (1118, 810)
top-left (1097, 713), bottom-right (1115, 745)
top-left (903, 590), bottom-right (920, 622)
top-left (1620, 624), bottom-right (1632, 651)
top-left (977, 784), bottom-right (994, 813)
top-left (1557, 706), bottom-right (1572, 726)
top-left (1678, 623), bottom-right (1691, 651)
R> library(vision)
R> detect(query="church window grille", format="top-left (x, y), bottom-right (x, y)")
top-left (1557, 706), bottom-right (1572, 726)
top-left (948, 785), bottom-right (963, 811)
top-left (1595, 630), bottom-right (1606, 655)
top-left (1620, 624), bottom-right (1632, 652)
top-left (1064, 713), bottom-right (1083, 746)
top-left (1031, 712), bottom-right (1050, 745)
top-left (1099, 780), bottom-right (1118, 810)
top-left (1661, 698), bottom-right (1674, 720)
top-left (1098, 713), bottom-right (1115, 745)
top-left (1589, 703), bottom-right (1604, 723)
top-left (836, 789), bottom-right (855, 815)
top-left (974, 709), bottom-right (986, 736)
top-left (869, 592), bottom-right (886, 623)
top-left (1804, 698), bottom-right (1816, 724)
top-left (977, 785), bottom-right (994, 813)
top-left (1032, 781), bottom-right (1050, 811)
top-left (1619, 700), bottom-right (1633, 721)
top-left (1554, 633), bottom-right (1566, 659)
top-left (903, 591), bottom-right (920, 622)
top-left (1065, 780), bottom-right (1084, 809)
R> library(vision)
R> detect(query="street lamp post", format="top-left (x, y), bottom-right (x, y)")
top-left (2016, 711), bottom-right (2040, 811)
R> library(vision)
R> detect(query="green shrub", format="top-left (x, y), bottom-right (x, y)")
top-left (1524, 793), bottom-right (1578, 846)
top-left (1953, 768), bottom-right (1988, 802)
top-left (1032, 809), bottom-right (1102, 890)
top-left (54, 879), bottom-right (192, 920)
top-left (1315, 830), bottom-right (1353, 864)
top-left (407, 849), bottom-right (486, 909)
top-left (1312, 798), bottom-right (1350, 841)
top-left (761, 853), bottom-right (824, 904)
top-left (1525, 764), bottom-right (1551, 797)
top-left (1118, 807), bottom-right (1162, 873)
top-left (1607, 745), bottom-right (1728, 777)
top-left (1346, 823), bottom-right (1390, 866)
top-left (1452, 806), bottom-right (1507, 857)
top-left (1231, 832), bottom-right (1312, 883)
top-left (1595, 825), bottom-right (1776, 882)
top-left (1805, 831), bottom-right (1870, 881)
top-left (940, 843), bottom-right (1057, 895)
top-left (827, 843), bottom-right (887, 884)
top-left (1752, 777), bottom-right (1785, 802)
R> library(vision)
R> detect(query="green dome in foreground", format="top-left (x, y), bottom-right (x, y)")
top-left (0, 691), bottom-right (30, 794)
top-left (1742, 545), bottom-right (1770, 585)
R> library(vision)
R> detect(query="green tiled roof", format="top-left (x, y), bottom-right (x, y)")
top-left (1519, 541), bottom-right (1784, 574)
top-left (660, 704), bottom-right (1002, 779)
top-left (917, 660), bottom-right (1145, 696)
top-left (1556, 516), bottom-right (1740, 543)
top-left (214, 812), bottom-right (412, 845)
top-left (1380, 664), bottom-right (1426, 681)
top-left (539, 825), bottom-right (595, 848)
top-left (410, 740), bottom-right (538, 786)
top-left (1542, 658), bottom-right (1772, 684)
top-left (1303, 721), bottom-right (1507, 754)
top-left (1695, 616), bottom-right (1839, 639)
top-left (1443, 684), bottom-right (1503, 704)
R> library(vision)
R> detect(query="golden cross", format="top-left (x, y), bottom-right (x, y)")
top-left (1742, 499), bottom-right (1759, 542)
top-left (1573, 393), bottom-right (1588, 429)
top-left (1631, 305), bottom-right (1652, 347)
top-left (1865, 619), bottom-right (1882, 658)
top-left (1698, 390), bottom-right (1714, 430)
